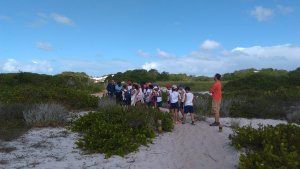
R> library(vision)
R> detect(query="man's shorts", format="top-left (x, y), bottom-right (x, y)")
top-left (170, 102), bottom-right (179, 109)
top-left (212, 100), bottom-right (221, 115)
top-left (184, 105), bottom-right (194, 114)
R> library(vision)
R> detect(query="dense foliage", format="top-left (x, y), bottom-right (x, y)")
top-left (229, 124), bottom-right (300, 169)
top-left (0, 72), bottom-right (102, 109)
top-left (222, 68), bottom-right (300, 119)
top-left (71, 106), bottom-right (173, 158)
top-left (106, 69), bottom-right (210, 83)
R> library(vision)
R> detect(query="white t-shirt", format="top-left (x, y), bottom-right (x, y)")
top-left (185, 92), bottom-right (194, 106)
top-left (170, 91), bottom-right (179, 103)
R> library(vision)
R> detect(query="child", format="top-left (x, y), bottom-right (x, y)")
top-left (145, 84), bottom-right (153, 106)
top-left (170, 85), bottom-right (180, 124)
top-left (182, 87), bottom-right (195, 125)
top-left (155, 86), bottom-right (162, 108)
top-left (122, 84), bottom-right (131, 106)
top-left (165, 83), bottom-right (172, 110)
top-left (178, 85), bottom-right (186, 119)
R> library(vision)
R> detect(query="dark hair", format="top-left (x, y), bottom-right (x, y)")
top-left (123, 84), bottom-right (127, 89)
top-left (133, 84), bottom-right (139, 90)
top-left (117, 81), bottom-right (122, 86)
top-left (215, 73), bottom-right (221, 80)
top-left (185, 86), bottom-right (190, 91)
top-left (149, 84), bottom-right (153, 89)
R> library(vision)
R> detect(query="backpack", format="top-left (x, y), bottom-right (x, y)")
top-left (124, 90), bottom-right (131, 101)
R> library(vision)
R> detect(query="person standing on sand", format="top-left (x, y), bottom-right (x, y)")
top-left (106, 80), bottom-right (115, 99)
top-left (182, 87), bottom-right (195, 125)
top-left (170, 85), bottom-right (180, 124)
top-left (209, 73), bottom-right (222, 126)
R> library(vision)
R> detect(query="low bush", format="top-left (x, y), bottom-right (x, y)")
top-left (71, 106), bottom-right (173, 158)
top-left (97, 96), bottom-right (117, 109)
top-left (193, 94), bottom-right (211, 117)
top-left (0, 103), bottom-right (30, 140)
top-left (229, 124), bottom-right (300, 169)
top-left (23, 103), bottom-right (69, 127)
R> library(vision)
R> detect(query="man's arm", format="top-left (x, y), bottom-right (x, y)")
top-left (209, 83), bottom-right (216, 93)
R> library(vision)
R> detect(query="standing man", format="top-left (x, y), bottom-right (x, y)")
top-left (106, 80), bottom-right (115, 99)
top-left (209, 73), bottom-right (222, 126)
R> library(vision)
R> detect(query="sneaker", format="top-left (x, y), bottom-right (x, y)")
top-left (191, 121), bottom-right (195, 125)
top-left (182, 121), bottom-right (185, 124)
top-left (209, 122), bottom-right (220, 126)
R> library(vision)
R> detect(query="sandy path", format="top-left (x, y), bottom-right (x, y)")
top-left (0, 117), bottom-right (287, 169)
top-left (129, 120), bottom-right (239, 169)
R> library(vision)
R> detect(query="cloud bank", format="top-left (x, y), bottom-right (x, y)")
top-left (141, 44), bottom-right (300, 76)
top-left (2, 59), bottom-right (53, 73)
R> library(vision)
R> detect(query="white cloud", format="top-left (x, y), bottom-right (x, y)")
top-left (2, 59), bottom-right (53, 73)
top-left (51, 13), bottom-right (73, 26)
top-left (200, 40), bottom-right (221, 50)
top-left (276, 5), bottom-right (293, 15)
top-left (30, 13), bottom-right (74, 27)
top-left (142, 44), bottom-right (300, 76)
top-left (156, 48), bottom-right (175, 58)
top-left (137, 49), bottom-right (150, 58)
top-left (250, 6), bottom-right (274, 22)
top-left (3, 59), bottom-right (18, 72)
top-left (142, 62), bottom-right (158, 70)
top-left (36, 42), bottom-right (53, 51)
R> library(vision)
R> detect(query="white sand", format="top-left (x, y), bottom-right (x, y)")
top-left (0, 117), bottom-right (287, 169)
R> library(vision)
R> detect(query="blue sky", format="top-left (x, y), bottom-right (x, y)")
top-left (0, 0), bottom-right (299, 76)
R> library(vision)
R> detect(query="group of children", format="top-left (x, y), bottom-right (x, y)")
top-left (106, 80), bottom-right (195, 124)
top-left (107, 81), bottom-right (162, 107)
top-left (166, 84), bottom-right (195, 125)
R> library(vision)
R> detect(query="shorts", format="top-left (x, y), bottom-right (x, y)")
top-left (157, 101), bottom-right (162, 108)
top-left (170, 102), bottom-right (179, 109)
top-left (212, 100), bottom-right (221, 115)
top-left (184, 106), bottom-right (194, 114)
top-left (180, 102), bottom-right (184, 109)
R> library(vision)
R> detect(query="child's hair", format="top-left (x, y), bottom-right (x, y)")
top-left (185, 86), bottom-right (190, 91)
top-left (123, 84), bottom-right (127, 89)
top-left (133, 84), bottom-right (139, 90)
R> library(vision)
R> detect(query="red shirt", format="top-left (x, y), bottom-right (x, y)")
top-left (210, 80), bottom-right (222, 101)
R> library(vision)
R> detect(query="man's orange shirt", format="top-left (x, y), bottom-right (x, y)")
top-left (209, 80), bottom-right (222, 101)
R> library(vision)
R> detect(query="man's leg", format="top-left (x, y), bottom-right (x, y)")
top-left (210, 100), bottom-right (220, 126)
top-left (215, 100), bottom-right (221, 123)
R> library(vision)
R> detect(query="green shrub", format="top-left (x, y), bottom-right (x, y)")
top-left (229, 124), bottom-right (300, 169)
top-left (0, 72), bottom-right (100, 110)
top-left (71, 106), bottom-right (173, 158)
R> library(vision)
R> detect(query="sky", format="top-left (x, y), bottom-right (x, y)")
top-left (0, 0), bottom-right (300, 76)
